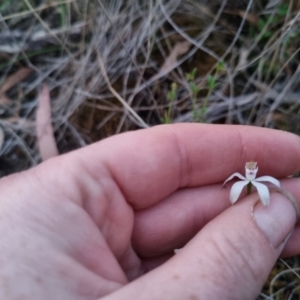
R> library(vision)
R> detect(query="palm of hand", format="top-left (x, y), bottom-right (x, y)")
top-left (0, 167), bottom-right (141, 300)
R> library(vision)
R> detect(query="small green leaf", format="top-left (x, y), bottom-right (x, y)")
top-left (191, 68), bottom-right (197, 80)
top-left (216, 61), bottom-right (225, 72)
top-left (258, 18), bottom-right (267, 31)
top-left (278, 4), bottom-right (289, 16)
top-left (208, 75), bottom-right (215, 90)
top-left (262, 31), bottom-right (272, 38)
top-left (190, 82), bottom-right (200, 95)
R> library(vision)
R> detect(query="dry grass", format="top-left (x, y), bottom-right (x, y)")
top-left (0, 0), bottom-right (300, 298)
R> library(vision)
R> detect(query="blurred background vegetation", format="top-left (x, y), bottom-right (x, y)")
top-left (0, 0), bottom-right (300, 298)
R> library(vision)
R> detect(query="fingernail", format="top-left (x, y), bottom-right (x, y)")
top-left (253, 192), bottom-right (298, 249)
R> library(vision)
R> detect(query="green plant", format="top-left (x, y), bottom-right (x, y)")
top-left (185, 68), bottom-right (201, 122)
top-left (161, 82), bottom-right (178, 124)
top-left (200, 61), bottom-right (224, 121)
top-left (0, 0), bottom-right (11, 11)
top-left (58, 0), bottom-right (68, 28)
top-left (247, 4), bottom-right (293, 80)
top-left (255, 4), bottom-right (289, 42)
top-left (186, 62), bottom-right (224, 123)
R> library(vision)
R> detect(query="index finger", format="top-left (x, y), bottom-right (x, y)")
top-left (79, 124), bottom-right (300, 209)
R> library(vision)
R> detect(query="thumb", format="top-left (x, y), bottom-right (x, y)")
top-left (103, 192), bottom-right (298, 300)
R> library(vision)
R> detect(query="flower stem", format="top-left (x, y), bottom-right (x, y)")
top-left (247, 182), bottom-right (252, 195)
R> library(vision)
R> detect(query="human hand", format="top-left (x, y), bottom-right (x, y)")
top-left (1, 124), bottom-right (300, 300)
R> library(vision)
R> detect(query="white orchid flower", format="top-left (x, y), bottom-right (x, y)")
top-left (223, 162), bottom-right (280, 207)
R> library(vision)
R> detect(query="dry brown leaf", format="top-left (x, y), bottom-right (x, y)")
top-left (0, 68), bottom-right (32, 94)
top-left (225, 10), bottom-right (259, 26)
top-left (237, 10), bottom-right (259, 25)
top-left (0, 95), bottom-right (13, 105)
top-left (0, 68), bottom-right (32, 106)
top-left (2, 117), bottom-right (34, 126)
top-left (36, 84), bottom-right (59, 161)
top-left (159, 41), bottom-right (191, 74)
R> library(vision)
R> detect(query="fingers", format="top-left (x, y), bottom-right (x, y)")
top-left (133, 178), bottom-right (300, 258)
top-left (102, 192), bottom-right (298, 300)
top-left (21, 124), bottom-right (300, 262)
top-left (277, 179), bottom-right (300, 257)
top-left (72, 124), bottom-right (300, 210)
top-left (132, 184), bottom-right (232, 257)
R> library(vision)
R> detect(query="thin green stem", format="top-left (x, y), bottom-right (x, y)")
top-left (247, 182), bottom-right (252, 195)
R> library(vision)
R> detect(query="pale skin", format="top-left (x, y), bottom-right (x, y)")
top-left (1, 124), bottom-right (300, 300)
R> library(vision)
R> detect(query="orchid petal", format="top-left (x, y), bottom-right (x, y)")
top-left (254, 176), bottom-right (280, 188)
top-left (230, 181), bottom-right (249, 204)
top-left (252, 181), bottom-right (270, 207)
top-left (223, 172), bottom-right (247, 187)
